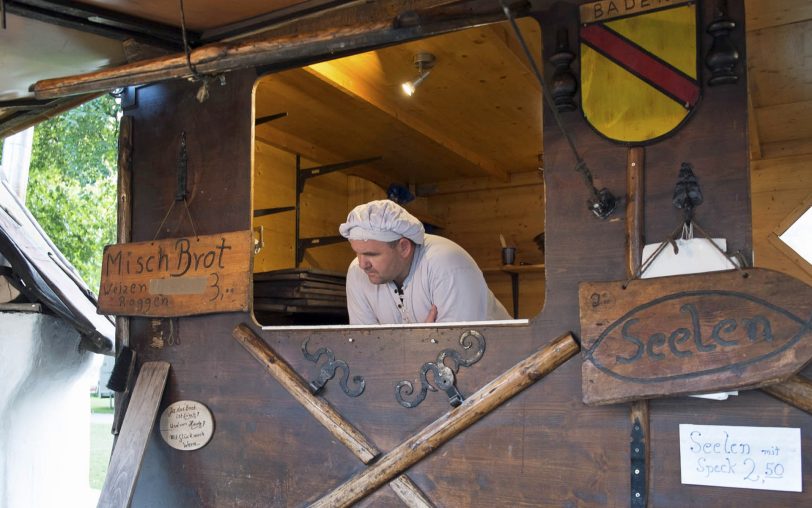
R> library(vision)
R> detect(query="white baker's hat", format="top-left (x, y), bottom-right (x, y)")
top-left (339, 200), bottom-right (425, 244)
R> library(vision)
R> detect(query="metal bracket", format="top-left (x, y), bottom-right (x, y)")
top-left (302, 338), bottom-right (365, 397)
top-left (255, 111), bottom-right (287, 126)
top-left (253, 206), bottom-right (295, 218)
top-left (396, 330), bottom-right (486, 408)
top-left (176, 131), bottom-right (188, 202)
top-left (631, 417), bottom-right (647, 507)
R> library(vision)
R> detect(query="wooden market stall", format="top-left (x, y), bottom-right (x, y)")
top-left (1, 1), bottom-right (811, 507)
top-left (250, 17), bottom-right (546, 324)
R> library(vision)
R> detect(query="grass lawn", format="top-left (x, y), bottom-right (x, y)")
top-left (89, 395), bottom-right (114, 490)
top-left (90, 423), bottom-right (114, 489)
top-left (90, 394), bottom-right (114, 414)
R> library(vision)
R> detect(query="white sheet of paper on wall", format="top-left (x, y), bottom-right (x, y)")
top-left (641, 237), bottom-right (740, 400)
top-left (641, 237), bottom-right (738, 278)
top-left (680, 424), bottom-right (802, 492)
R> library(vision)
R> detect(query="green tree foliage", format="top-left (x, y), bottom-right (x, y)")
top-left (26, 94), bottom-right (120, 292)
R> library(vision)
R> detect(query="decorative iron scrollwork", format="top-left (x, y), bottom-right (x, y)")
top-left (396, 330), bottom-right (486, 409)
top-left (302, 338), bottom-right (365, 397)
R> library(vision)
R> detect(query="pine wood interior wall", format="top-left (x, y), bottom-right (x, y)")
top-left (746, 1), bottom-right (812, 286)
top-left (120, 2), bottom-right (812, 505)
top-left (252, 139), bottom-right (547, 318)
top-left (426, 171), bottom-right (546, 318)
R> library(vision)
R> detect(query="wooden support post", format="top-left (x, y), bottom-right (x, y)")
top-left (98, 361), bottom-right (170, 508)
top-left (112, 114), bottom-right (133, 438)
top-left (762, 375), bottom-right (812, 415)
top-left (232, 324), bottom-right (434, 508)
top-left (626, 146), bottom-right (649, 508)
top-left (626, 147), bottom-right (645, 278)
top-left (310, 332), bottom-right (580, 508)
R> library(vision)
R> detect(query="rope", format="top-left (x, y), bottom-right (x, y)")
top-left (151, 199), bottom-right (199, 241)
top-left (179, 0), bottom-right (223, 102)
top-left (179, 0), bottom-right (204, 81)
top-left (152, 201), bottom-right (177, 241)
top-left (182, 199), bottom-right (199, 237)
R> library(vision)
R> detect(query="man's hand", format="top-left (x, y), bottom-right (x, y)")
top-left (424, 304), bottom-right (438, 323)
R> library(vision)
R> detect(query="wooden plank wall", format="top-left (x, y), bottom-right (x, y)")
top-left (252, 142), bottom-right (357, 273)
top-left (122, 2), bottom-right (812, 507)
top-left (427, 171), bottom-right (546, 318)
top-left (751, 152), bottom-right (812, 283)
top-left (746, 1), bottom-right (812, 284)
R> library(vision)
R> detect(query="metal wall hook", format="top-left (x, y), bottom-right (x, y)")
top-left (396, 330), bottom-right (486, 408)
top-left (302, 338), bottom-right (365, 397)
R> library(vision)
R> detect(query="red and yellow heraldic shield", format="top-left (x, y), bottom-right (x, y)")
top-left (579, 1), bottom-right (699, 144)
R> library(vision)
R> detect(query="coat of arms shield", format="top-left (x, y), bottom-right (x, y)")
top-left (579, 1), bottom-right (700, 144)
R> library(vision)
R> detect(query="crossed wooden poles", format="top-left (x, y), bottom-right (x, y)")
top-left (232, 324), bottom-right (579, 507)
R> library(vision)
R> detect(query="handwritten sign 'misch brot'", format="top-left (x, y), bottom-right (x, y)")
top-left (579, 268), bottom-right (812, 405)
top-left (98, 230), bottom-right (252, 317)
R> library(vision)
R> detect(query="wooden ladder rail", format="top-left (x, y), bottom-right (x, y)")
top-left (97, 361), bottom-right (170, 508)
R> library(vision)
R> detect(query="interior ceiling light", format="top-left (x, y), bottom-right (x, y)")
top-left (401, 52), bottom-right (436, 97)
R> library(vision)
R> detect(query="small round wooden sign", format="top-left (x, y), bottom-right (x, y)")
top-left (159, 400), bottom-right (214, 451)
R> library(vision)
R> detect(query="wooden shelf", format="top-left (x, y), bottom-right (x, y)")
top-left (482, 263), bottom-right (545, 274)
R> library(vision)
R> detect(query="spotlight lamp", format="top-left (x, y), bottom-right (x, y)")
top-left (402, 52), bottom-right (436, 96)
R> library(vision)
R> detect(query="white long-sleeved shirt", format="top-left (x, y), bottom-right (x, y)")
top-left (346, 234), bottom-right (510, 325)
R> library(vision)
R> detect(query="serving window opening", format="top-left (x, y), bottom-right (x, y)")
top-left (250, 17), bottom-right (546, 327)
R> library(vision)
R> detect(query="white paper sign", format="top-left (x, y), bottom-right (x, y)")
top-left (680, 424), bottom-right (802, 492)
top-left (159, 400), bottom-right (215, 451)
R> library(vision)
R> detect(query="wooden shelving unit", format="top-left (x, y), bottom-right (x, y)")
top-left (482, 263), bottom-right (545, 275)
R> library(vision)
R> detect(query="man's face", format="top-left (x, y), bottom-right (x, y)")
top-left (349, 238), bottom-right (412, 285)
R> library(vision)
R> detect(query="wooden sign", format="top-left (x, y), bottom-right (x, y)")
top-left (98, 230), bottom-right (252, 317)
top-left (580, 268), bottom-right (812, 405)
top-left (159, 400), bottom-right (215, 451)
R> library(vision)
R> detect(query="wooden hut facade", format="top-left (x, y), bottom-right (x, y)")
top-left (0, 1), bottom-right (810, 506)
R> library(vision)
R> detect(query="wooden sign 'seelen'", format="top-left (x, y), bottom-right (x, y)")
top-left (580, 268), bottom-right (812, 405)
top-left (98, 230), bottom-right (252, 317)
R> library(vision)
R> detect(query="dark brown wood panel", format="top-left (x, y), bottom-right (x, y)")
top-left (123, 2), bottom-right (811, 507)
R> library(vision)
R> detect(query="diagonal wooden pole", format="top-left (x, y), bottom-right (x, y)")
top-left (762, 375), bottom-right (812, 415)
top-left (232, 324), bottom-right (433, 508)
top-left (310, 332), bottom-right (579, 508)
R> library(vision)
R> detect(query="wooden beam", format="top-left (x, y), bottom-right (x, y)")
top-left (762, 375), bottom-right (812, 415)
top-left (32, 0), bottom-right (500, 100)
top-left (303, 61), bottom-right (508, 180)
top-left (626, 147), bottom-right (645, 276)
top-left (4, 0), bottom-right (187, 49)
top-left (0, 93), bottom-right (101, 139)
top-left (112, 115), bottom-right (133, 438)
top-left (748, 81), bottom-right (762, 160)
